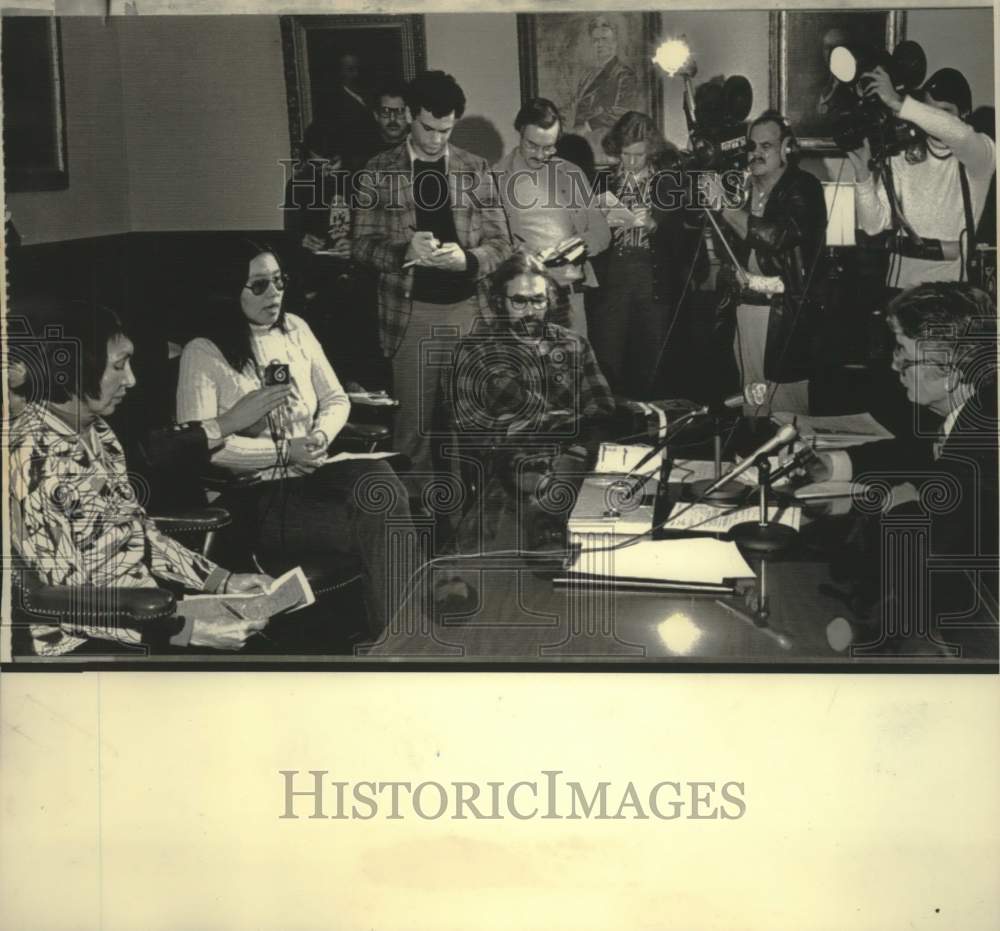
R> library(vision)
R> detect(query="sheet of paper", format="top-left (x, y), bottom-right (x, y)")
top-left (662, 503), bottom-right (802, 534)
top-left (567, 537), bottom-right (756, 584)
top-left (322, 451), bottom-right (399, 464)
top-left (771, 411), bottom-right (894, 447)
top-left (594, 443), bottom-right (662, 477)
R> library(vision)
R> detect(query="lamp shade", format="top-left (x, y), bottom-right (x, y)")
top-left (823, 181), bottom-right (856, 247)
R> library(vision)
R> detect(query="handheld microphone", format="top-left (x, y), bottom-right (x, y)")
top-left (699, 424), bottom-right (799, 498)
top-left (692, 382), bottom-right (769, 417)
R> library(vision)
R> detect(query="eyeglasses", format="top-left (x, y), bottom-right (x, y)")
top-left (243, 273), bottom-right (288, 296)
top-left (507, 294), bottom-right (549, 310)
top-left (377, 106), bottom-right (406, 120)
top-left (892, 344), bottom-right (949, 373)
top-left (522, 138), bottom-right (558, 155)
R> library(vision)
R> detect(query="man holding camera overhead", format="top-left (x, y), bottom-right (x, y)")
top-left (849, 66), bottom-right (995, 289)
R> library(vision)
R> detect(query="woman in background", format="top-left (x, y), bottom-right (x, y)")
top-left (590, 111), bottom-right (706, 399)
top-left (176, 241), bottom-right (415, 638)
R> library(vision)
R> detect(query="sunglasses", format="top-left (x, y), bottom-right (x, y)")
top-left (243, 273), bottom-right (288, 296)
top-left (377, 106), bottom-right (406, 120)
top-left (507, 294), bottom-right (549, 310)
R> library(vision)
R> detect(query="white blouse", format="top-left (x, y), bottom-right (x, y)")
top-left (176, 313), bottom-right (350, 480)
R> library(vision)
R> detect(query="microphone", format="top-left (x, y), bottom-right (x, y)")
top-left (627, 383), bottom-right (770, 477)
top-left (692, 382), bottom-right (769, 417)
top-left (698, 424), bottom-right (799, 498)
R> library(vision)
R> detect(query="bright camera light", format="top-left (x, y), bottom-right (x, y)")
top-left (652, 38), bottom-right (691, 77)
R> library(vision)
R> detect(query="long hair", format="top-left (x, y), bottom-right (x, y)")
top-left (203, 239), bottom-right (289, 374)
top-left (601, 110), bottom-right (675, 169)
top-left (487, 252), bottom-right (560, 326)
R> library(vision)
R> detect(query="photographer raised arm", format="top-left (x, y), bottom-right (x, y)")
top-left (848, 66), bottom-right (995, 287)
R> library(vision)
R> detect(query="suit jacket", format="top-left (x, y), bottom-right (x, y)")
top-left (572, 56), bottom-right (638, 133)
top-left (844, 385), bottom-right (998, 650)
top-left (351, 142), bottom-right (513, 358)
top-left (713, 164), bottom-right (828, 382)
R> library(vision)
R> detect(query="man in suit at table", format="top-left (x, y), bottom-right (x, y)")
top-left (351, 70), bottom-right (512, 488)
top-left (806, 283), bottom-right (997, 653)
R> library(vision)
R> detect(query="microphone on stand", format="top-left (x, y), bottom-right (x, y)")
top-left (697, 423), bottom-right (799, 499)
top-left (627, 382), bottom-right (769, 479)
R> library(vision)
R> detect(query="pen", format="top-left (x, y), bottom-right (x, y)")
top-left (713, 598), bottom-right (792, 650)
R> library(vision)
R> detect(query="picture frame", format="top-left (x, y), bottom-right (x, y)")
top-left (280, 14), bottom-right (426, 158)
top-left (1, 17), bottom-right (68, 193)
top-left (516, 12), bottom-right (663, 166)
top-left (769, 10), bottom-right (906, 153)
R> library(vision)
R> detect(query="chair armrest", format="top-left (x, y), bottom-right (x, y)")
top-left (21, 582), bottom-right (177, 623)
top-left (150, 507), bottom-right (231, 534)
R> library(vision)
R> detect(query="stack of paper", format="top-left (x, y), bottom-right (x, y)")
top-left (771, 412), bottom-right (893, 448)
top-left (558, 537), bottom-right (756, 593)
top-left (179, 567), bottom-right (315, 622)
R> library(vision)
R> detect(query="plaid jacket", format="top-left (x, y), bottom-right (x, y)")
top-left (351, 142), bottom-right (513, 357)
top-left (444, 318), bottom-right (615, 442)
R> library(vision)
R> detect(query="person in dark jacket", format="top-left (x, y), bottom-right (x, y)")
top-left (589, 111), bottom-right (707, 399)
top-left (705, 110), bottom-right (827, 414)
top-left (807, 283), bottom-right (997, 656)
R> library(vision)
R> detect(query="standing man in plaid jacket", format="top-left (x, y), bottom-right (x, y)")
top-left (352, 71), bottom-right (512, 487)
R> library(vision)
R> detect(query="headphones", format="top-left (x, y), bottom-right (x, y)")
top-left (748, 110), bottom-right (798, 163)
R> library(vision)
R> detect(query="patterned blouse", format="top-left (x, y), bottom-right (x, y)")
top-left (9, 404), bottom-right (226, 655)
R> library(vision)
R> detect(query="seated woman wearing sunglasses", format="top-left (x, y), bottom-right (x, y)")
top-left (176, 241), bottom-right (415, 639)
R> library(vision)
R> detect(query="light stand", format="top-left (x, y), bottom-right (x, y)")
top-left (729, 455), bottom-right (798, 554)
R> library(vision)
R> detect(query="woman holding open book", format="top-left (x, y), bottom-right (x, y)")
top-left (176, 240), bottom-right (416, 638)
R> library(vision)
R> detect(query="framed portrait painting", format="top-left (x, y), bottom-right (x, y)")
top-left (769, 10), bottom-right (906, 152)
top-left (1, 17), bottom-right (68, 192)
top-left (280, 14), bottom-right (426, 159)
top-left (517, 12), bottom-right (662, 166)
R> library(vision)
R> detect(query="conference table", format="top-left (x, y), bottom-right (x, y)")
top-left (366, 416), bottom-right (997, 667)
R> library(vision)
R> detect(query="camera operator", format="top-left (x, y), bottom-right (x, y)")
top-left (850, 67), bottom-right (995, 289)
top-left (703, 110), bottom-right (827, 415)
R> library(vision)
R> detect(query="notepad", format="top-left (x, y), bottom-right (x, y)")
top-left (179, 566), bottom-right (315, 621)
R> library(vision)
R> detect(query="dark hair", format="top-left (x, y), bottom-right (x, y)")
top-left (555, 133), bottom-right (597, 184)
top-left (488, 252), bottom-right (560, 324)
top-left (888, 283), bottom-right (997, 387)
top-left (205, 240), bottom-right (289, 374)
top-left (404, 70), bottom-right (466, 120)
top-left (13, 297), bottom-right (126, 404)
top-left (372, 79), bottom-right (408, 108)
top-left (601, 110), bottom-right (672, 164)
top-left (514, 97), bottom-right (561, 134)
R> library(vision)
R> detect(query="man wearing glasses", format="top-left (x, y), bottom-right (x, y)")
top-left (805, 283), bottom-right (997, 652)
top-left (369, 80), bottom-right (409, 156)
top-left (493, 97), bottom-right (610, 337)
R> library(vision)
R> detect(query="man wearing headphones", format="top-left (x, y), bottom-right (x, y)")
top-left (849, 66), bottom-right (995, 289)
top-left (707, 110), bottom-right (827, 414)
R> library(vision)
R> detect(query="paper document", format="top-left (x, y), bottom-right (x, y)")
top-left (180, 566), bottom-right (315, 621)
top-left (597, 190), bottom-right (644, 229)
top-left (566, 537), bottom-right (755, 585)
top-left (771, 412), bottom-right (893, 448)
top-left (322, 451), bottom-right (399, 465)
top-left (662, 503), bottom-right (801, 534)
top-left (594, 443), bottom-right (663, 477)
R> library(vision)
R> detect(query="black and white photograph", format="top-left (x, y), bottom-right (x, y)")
top-left (0, 3), bottom-right (997, 925)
